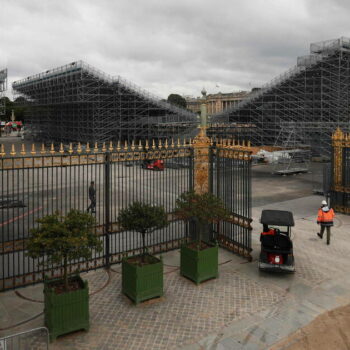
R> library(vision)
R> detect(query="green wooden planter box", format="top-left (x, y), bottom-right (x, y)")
top-left (180, 243), bottom-right (218, 285)
top-left (44, 276), bottom-right (89, 342)
top-left (122, 254), bottom-right (163, 304)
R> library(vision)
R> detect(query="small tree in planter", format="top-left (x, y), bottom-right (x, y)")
top-left (118, 202), bottom-right (168, 304)
top-left (174, 191), bottom-right (230, 284)
top-left (26, 209), bottom-right (102, 341)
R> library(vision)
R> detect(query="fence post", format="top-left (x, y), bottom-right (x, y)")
top-left (192, 103), bottom-right (210, 194)
top-left (104, 151), bottom-right (111, 268)
top-left (332, 127), bottom-right (344, 192)
top-left (192, 103), bottom-right (211, 241)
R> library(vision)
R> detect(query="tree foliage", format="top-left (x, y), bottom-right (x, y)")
top-left (174, 191), bottom-right (230, 243)
top-left (27, 209), bottom-right (102, 291)
top-left (167, 94), bottom-right (187, 109)
top-left (2, 96), bottom-right (28, 121)
top-left (118, 202), bottom-right (168, 259)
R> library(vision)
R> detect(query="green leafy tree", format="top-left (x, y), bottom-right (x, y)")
top-left (13, 96), bottom-right (28, 121)
top-left (3, 97), bottom-right (13, 120)
top-left (174, 191), bottom-right (230, 246)
top-left (27, 209), bottom-right (102, 291)
top-left (118, 202), bottom-right (168, 261)
top-left (2, 96), bottom-right (28, 121)
top-left (167, 94), bottom-right (187, 109)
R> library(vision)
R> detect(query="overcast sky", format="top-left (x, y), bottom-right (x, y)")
top-left (1, 0), bottom-right (350, 99)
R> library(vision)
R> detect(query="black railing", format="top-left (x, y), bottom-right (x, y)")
top-left (211, 147), bottom-right (252, 259)
top-left (0, 142), bottom-right (251, 290)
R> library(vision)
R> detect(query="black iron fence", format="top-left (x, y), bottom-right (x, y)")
top-left (0, 140), bottom-right (252, 290)
top-left (212, 147), bottom-right (252, 258)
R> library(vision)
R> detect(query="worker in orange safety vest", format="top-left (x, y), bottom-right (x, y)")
top-left (317, 200), bottom-right (335, 245)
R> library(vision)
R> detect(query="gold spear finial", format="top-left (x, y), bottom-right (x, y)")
top-left (177, 138), bottom-right (181, 148)
top-left (183, 138), bottom-right (186, 147)
top-left (94, 142), bottom-right (99, 153)
top-left (86, 142), bottom-right (90, 153)
top-left (77, 142), bottom-right (82, 153)
top-left (10, 144), bottom-right (16, 156)
top-left (68, 143), bottom-right (73, 154)
top-left (30, 143), bottom-right (36, 155)
top-left (247, 140), bottom-right (251, 147)
top-left (109, 141), bottom-right (113, 151)
top-left (333, 127), bottom-right (343, 140)
top-left (158, 139), bottom-right (162, 149)
top-left (102, 142), bottom-right (106, 152)
top-left (152, 139), bottom-right (156, 150)
top-left (165, 139), bottom-right (169, 149)
top-left (138, 140), bottom-right (143, 150)
top-left (41, 143), bottom-right (46, 154)
top-left (50, 143), bottom-right (55, 154)
top-left (117, 140), bottom-right (121, 151)
top-left (131, 140), bottom-right (135, 151)
top-left (59, 143), bottom-right (64, 154)
top-left (124, 140), bottom-right (128, 151)
top-left (145, 139), bottom-right (149, 150)
top-left (171, 138), bottom-right (175, 148)
top-left (0, 144), bottom-right (5, 157)
top-left (20, 143), bottom-right (26, 155)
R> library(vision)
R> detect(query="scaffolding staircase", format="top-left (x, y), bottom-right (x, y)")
top-left (212, 37), bottom-right (350, 156)
top-left (12, 61), bottom-right (198, 143)
top-left (273, 122), bottom-right (310, 175)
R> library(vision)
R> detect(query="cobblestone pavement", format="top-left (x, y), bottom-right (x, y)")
top-left (0, 251), bottom-right (287, 350)
top-left (180, 196), bottom-right (350, 349)
top-left (2, 195), bottom-right (350, 349)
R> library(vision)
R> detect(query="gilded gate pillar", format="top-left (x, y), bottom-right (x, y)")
top-left (333, 127), bottom-right (344, 191)
top-left (192, 103), bottom-right (210, 194)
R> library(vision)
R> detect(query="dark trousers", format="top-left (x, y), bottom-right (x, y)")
top-left (320, 225), bottom-right (331, 244)
top-left (87, 198), bottom-right (96, 213)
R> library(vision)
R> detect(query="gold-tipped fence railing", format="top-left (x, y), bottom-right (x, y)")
top-left (0, 136), bottom-right (252, 290)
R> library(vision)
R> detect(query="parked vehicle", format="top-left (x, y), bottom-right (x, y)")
top-left (141, 159), bottom-right (164, 171)
top-left (258, 209), bottom-right (295, 273)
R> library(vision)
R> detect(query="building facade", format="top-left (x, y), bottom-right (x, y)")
top-left (186, 89), bottom-right (250, 116)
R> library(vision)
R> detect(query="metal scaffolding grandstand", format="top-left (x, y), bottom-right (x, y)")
top-left (12, 61), bottom-right (198, 143)
top-left (0, 69), bottom-right (7, 116)
top-left (212, 37), bottom-right (350, 156)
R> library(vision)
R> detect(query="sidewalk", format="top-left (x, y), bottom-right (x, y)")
top-left (1, 196), bottom-right (350, 349)
top-left (183, 196), bottom-right (350, 349)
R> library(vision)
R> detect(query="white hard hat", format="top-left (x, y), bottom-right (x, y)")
top-left (321, 200), bottom-right (327, 205)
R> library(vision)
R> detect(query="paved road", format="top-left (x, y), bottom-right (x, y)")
top-left (1, 162), bottom-right (191, 281)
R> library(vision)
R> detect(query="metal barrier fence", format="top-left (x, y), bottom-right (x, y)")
top-left (212, 147), bottom-right (252, 259)
top-left (331, 128), bottom-right (350, 213)
top-left (0, 139), bottom-right (252, 291)
top-left (0, 327), bottom-right (49, 350)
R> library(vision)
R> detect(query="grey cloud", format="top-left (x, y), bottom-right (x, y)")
top-left (1, 0), bottom-right (350, 99)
